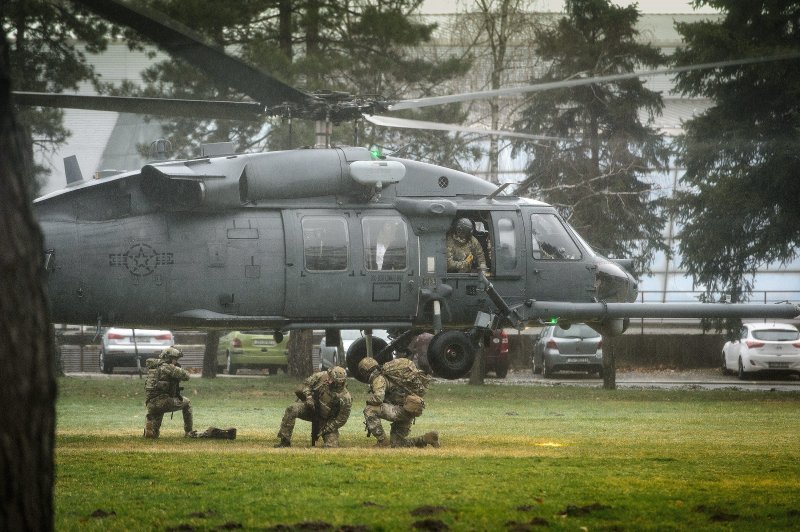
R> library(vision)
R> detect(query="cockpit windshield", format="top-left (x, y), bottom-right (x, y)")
top-left (530, 213), bottom-right (582, 260)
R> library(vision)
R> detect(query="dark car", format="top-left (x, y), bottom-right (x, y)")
top-left (532, 323), bottom-right (603, 378)
top-left (483, 329), bottom-right (510, 378)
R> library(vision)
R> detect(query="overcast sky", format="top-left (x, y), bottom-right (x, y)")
top-left (421, 0), bottom-right (719, 14)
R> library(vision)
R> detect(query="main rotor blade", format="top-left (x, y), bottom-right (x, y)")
top-left (72, 0), bottom-right (314, 109)
top-left (364, 114), bottom-right (564, 141)
top-left (389, 52), bottom-right (800, 111)
top-left (14, 92), bottom-right (264, 120)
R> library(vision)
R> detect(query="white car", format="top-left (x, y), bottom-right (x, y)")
top-left (100, 327), bottom-right (174, 374)
top-left (722, 322), bottom-right (800, 379)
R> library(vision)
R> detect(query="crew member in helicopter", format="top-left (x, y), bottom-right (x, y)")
top-left (446, 217), bottom-right (487, 273)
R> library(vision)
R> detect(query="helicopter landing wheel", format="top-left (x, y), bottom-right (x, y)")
top-left (345, 336), bottom-right (390, 382)
top-left (427, 330), bottom-right (475, 380)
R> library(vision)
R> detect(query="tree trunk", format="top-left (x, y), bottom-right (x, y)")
top-left (602, 335), bottom-right (617, 390)
top-left (0, 29), bottom-right (56, 530)
top-left (202, 330), bottom-right (221, 378)
top-left (468, 346), bottom-right (486, 385)
top-left (287, 329), bottom-right (313, 377)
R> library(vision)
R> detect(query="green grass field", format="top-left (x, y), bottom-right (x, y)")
top-left (56, 375), bottom-right (800, 531)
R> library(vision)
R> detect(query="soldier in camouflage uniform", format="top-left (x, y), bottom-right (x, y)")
top-left (359, 357), bottom-right (439, 448)
top-left (446, 217), bottom-right (487, 273)
top-left (275, 366), bottom-right (351, 448)
top-left (143, 347), bottom-right (194, 438)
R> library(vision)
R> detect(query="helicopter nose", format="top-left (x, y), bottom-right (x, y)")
top-left (595, 261), bottom-right (639, 303)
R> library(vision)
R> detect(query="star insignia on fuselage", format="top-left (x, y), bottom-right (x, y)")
top-left (124, 244), bottom-right (158, 276)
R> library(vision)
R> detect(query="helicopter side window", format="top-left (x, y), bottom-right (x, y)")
top-left (530, 213), bottom-right (581, 261)
top-left (496, 217), bottom-right (517, 270)
top-left (302, 216), bottom-right (349, 271)
top-left (363, 216), bottom-right (407, 271)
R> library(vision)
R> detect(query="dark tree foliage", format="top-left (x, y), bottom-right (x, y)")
top-left (2, 0), bottom-right (114, 196)
top-left (672, 0), bottom-right (800, 300)
top-left (1, 26), bottom-right (57, 530)
top-left (130, 0), bottom-right (476, 167)
top-left (513, 0), bottom-right (670, 269)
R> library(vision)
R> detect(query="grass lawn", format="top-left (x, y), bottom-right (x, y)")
top-left (56, 375), bottom-right (800, 530)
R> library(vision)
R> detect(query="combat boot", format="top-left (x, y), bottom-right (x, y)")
top-left (143, 420), bottom-right (157, 439)
top-left (185, 430), bottom-right (198, 438)
top-left (374, 437), bottom-right (390, 448)
top-left (422, 431), bottom-right (440, 448)
top-left (274, 436), bottom-right (291, 448)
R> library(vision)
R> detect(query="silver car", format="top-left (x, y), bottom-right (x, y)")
top-left (100, 327), bottom-right (174, 373)
top-left (532, 323), bottom-right (603, 378)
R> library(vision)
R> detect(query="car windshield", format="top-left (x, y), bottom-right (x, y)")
top-left (752, 329), bottom-right (799, 341)
top-left (553, 324), bottom-right (598, 339)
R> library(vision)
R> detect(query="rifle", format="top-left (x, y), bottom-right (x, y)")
top-left (311, 392), bottom-right (322, 447)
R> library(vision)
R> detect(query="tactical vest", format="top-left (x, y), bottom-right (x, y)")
top-left (144, 359), bottom-right (174, 402)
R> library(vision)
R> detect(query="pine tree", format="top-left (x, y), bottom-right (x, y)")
top-left (513, 0), bottom-right (670, 268)
top-left (672, 0), bottom-right (800, 300)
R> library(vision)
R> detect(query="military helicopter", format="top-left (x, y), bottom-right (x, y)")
top-left (19, 0), bottom-right (800, 379)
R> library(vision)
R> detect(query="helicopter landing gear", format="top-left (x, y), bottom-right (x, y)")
top-left (345, 334), bottom-right (390, 381)
top-left (427, 330), bottom-right (475, 380)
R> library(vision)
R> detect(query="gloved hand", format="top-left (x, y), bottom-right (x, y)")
top-left (465, 253), bottom-right (473, 265)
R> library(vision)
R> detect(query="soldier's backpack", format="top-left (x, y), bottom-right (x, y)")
top-left (381, 358), bottom-right (431, 398)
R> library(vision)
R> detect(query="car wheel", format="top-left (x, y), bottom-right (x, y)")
top-left (99, 350), bottom-right (113, 374)
top-left (495, 362), bottom-right (509, 379)
top-left (427, 330), bottom-right (476, 380)
top-left (737, 357), bottom-right (746, 380)
top-left (532, 357), bottom-right (541, 375)
top-left (542, 359), bottom-right (554, 379)
top-left (226, 351), bottom-right (238, 375)
top-left (721, 352), bottom-right (729, 375)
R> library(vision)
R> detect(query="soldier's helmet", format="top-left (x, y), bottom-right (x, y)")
top-left (358, 357), bottom-right (380, 380)
top-left (452, 218), bottom-right (473, 242)
top-left (159, 347), bottom-right (183, 361)
top-left (328, 366), bottom-right (347, 390)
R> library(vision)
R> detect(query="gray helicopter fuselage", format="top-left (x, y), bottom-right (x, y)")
top-left (35, 146), bottom-right (797, 332)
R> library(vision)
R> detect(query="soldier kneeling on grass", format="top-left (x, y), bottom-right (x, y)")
top-left (275, 366), bottom-right (352, 448)
top-left (143, 347), bottom-right (194, 438)
top-left (359, 357), bottom-right (439, 448)
top-left (143, 348), bottom-right (237, 440)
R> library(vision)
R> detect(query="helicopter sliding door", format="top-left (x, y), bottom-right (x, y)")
top-left (284, 209), bottom-right (418, 323)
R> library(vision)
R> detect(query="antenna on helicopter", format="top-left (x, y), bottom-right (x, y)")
top-left (149, 138), bottom-right (173, 161)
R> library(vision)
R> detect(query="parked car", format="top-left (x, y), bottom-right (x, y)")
top-left (100, 327), bottom-right (174, 374)
top-left (483, 329), bottom-right (510, 378)
top-left (532, 323), bottom-right (603, 378)
top-left (722, 322), bottom-right (800, 379)
top-left (217, 331), bottom-right (289, 375)
top-left (319, 329), bottom-right (389, 371)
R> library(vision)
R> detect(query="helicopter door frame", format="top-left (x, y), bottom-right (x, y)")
top-left (440, 208), bottom-right (525, 326)
top-left (523, 207), bottom-right (593, 301)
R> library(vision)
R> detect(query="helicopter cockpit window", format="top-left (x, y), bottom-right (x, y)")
top-left (530, 213), bottom-right (581, 260)
top-left (302, 216), bottom-right (349, 271)
top-left (362, 216), bottom-right (408, 271)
